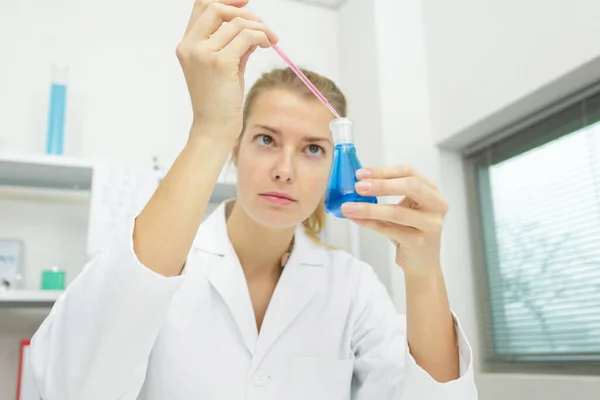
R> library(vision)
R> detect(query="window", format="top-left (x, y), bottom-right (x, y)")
top-left (468, 90), bottom-right (600, 368)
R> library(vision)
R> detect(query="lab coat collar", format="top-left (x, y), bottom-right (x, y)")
top-left (191, 201), bottom-right (329, 359)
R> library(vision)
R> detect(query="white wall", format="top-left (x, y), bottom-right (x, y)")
top-left (0, 1), bottom-right (340, 398)
top-left (339, 0), bottom-right (456, 313)
top-left (422, 0), bottom-right (600, 148)
top-left (338, 0), bottom-right (392, 295)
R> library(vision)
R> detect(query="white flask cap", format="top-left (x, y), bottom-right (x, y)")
top-left (329, 118), bottom-right (354, 144)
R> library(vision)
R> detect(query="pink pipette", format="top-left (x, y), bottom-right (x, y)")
top-left (271, 44), bottom-right (341, 119)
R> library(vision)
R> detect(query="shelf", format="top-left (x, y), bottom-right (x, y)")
top-left (0, 290), bottom-right (62, 308)
top-left (0, 153), bottom-right (237, 203)
top-left (0, 153), bottom-right (93, 191)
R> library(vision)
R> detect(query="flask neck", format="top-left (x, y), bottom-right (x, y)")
top-left (329, 117), bottom-right (355, 145)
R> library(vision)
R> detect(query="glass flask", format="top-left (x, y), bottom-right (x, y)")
top-left (324, 118), bottom-right (377, 218)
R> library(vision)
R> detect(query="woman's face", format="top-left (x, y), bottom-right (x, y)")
top-left (235, 88), bottom-right (335, 229)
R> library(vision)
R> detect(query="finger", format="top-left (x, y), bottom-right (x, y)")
top-left (184, 0), bottom-right (248, 36)
top-left (342, 202), bottom-right (442, 232)
top-left (355, 177), bottom-right (446, 212)
top-left (189, 2), bottom-right (262, 41)
top-left (208, 17), bottom-right (278, 51)
top-left (219, 28), bottom-right (272, 62)
top-left (349, 218), bottom-right (418, 246)
top-left (357, 164), bottom-right (438, 190)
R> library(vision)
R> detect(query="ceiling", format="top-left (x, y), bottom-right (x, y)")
top-left (289, 0), bottom-right (348, 10)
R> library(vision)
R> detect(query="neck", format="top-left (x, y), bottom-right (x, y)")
top-left (226, 201), bottom-right (296, 280)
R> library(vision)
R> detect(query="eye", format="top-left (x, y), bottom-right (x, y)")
top-left (306, 144), bottom-right (324, 156)
top-left (255, 134), bottom-right (274, 146)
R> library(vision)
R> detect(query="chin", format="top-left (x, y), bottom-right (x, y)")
top-left (256, 215), bottom-right (299, 229)
top-left (252, 206), bottom-right (301, 229)
top-left (242, 197), bottom-right (305, 229)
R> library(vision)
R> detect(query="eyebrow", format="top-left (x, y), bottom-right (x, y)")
top-left (253, 124), bottom-right (333, 146)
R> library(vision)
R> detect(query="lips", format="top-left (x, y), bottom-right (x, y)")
top-left (260, 191), bottom-right (297, 206)
top-left (261, 191), bottom-right (296, 201)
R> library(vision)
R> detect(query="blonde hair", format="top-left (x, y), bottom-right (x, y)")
top-left (233, 67), bottom-right (347, 244)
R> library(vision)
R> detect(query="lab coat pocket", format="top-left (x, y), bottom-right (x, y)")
top-left (288, 358), bottom-right (354, 400)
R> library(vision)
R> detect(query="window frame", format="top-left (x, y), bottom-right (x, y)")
top-left (464, 86), bottom-right (600, 375)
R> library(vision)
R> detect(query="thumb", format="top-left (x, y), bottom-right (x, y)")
top-left (239, 44), bottom-right (258, 73)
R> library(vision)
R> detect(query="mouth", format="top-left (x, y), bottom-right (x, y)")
top-left (260, 191), bottom-right (297, 206)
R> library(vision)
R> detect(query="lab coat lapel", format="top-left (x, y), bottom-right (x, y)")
top-left (192, 202), bottom-right (258, 355)
top-left (251, 225), bottom-right (328, 370)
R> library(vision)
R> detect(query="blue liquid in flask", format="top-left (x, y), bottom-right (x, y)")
top-left (324, 118), bottom-right (377, 218)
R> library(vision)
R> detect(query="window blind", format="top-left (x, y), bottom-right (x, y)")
top-left (470, 91), bottom-right (600, 365)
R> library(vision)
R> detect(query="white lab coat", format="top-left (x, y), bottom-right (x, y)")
top-left (30, 201), bottom-right (478, 400)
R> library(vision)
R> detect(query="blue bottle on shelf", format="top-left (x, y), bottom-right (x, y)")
top-left (46, 65), bottom-right (68, 155)
top-left (324, 118), bottom-right (377, 218)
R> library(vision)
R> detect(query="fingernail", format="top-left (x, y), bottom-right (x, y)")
top-left (355, 181), bottom-right (371, 192)
top-left (342, 203), bottom-right (357, 214)
top-left (356, 169), bottom-right (371, 179)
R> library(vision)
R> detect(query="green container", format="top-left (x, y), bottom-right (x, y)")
top-left (41, 269), bottom-right (66, 290)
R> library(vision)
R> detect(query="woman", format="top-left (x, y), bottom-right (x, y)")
top-left (30, 1), bottom-right (477, 399)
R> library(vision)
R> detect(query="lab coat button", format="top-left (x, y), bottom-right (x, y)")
top-left (253, 370), bottom-right (271, 387)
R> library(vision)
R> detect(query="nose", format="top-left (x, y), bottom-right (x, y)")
top-left (271, 148), bottom-right (295, 183)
